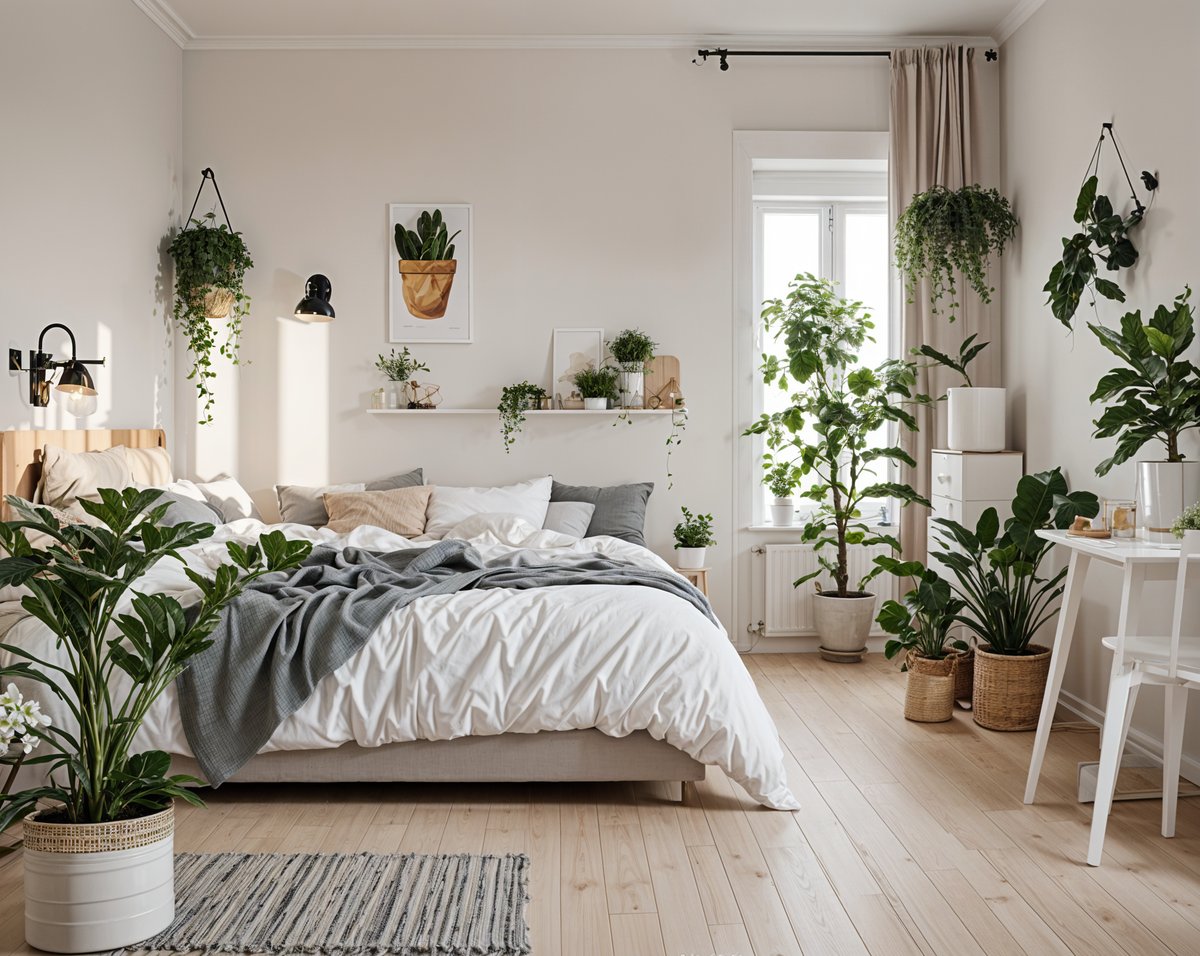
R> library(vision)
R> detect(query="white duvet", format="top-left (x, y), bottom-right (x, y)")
top-left (0, 514), bottom-right (799, 809)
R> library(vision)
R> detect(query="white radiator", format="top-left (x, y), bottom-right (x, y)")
top-left (757, 543), bottom-right (897, 637)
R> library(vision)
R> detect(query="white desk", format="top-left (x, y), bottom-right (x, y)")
top-left (1023, 530), bottom-right (1184, 805)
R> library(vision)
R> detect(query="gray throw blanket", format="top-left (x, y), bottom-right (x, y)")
top-left (177, 539), bottom-right (714, 786)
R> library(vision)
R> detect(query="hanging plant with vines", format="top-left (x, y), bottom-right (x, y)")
top-left (168, 170), bottom-right (253, 425)
top-left (893, 184), bottom-right (1018, 323)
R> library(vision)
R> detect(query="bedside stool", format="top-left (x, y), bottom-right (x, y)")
top-left (675, 566), bottom-right (709, 597)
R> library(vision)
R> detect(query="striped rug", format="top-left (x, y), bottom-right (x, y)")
top-left (122, 851), bottom-right (531, 955)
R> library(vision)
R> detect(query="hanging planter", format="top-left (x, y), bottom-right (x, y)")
top-left (395, 210), bottom-right (460, 320)
top-left (168, 168), bottom-right (253, 426)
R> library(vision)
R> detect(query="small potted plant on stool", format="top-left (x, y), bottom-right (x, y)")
top-left (673, 507), bottom-right (715, 569)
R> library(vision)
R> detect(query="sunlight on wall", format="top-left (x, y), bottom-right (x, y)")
top-left (186, 321), bottom-right (239, 480)
top-left (276, 316), bottom-right (329, 484)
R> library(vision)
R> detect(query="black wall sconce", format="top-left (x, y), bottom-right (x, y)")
top-left (294, 274), bottom-right (334, 322)
top-left (9, 324), bottom-right (106, 412)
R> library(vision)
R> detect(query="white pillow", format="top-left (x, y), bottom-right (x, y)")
top-left (542, 501), bottom-right (596, 538)
top-left (424, 476), bottom-right (552, 539)
top-left (125, 446), bottom-right (173, 486)
top-left (39, 445), bottom-right (134, 509)
top-left (195, 475), bottom-right (262, 522)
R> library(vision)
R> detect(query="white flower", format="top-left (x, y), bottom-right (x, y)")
top-left (17, 699), bottom-right (50, 729)
top-left (0, 683), bottom-right (20, 711)
top-left (20, 734), bottom-right (40, 755)
top-left (0, 711), bottom-right (21, 737)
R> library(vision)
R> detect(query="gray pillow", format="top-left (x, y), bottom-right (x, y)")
top-left (542, 501), bottom-right (596, 538)
top-left (147, 489), bottom-right (224, 526)
top-left (276, 468), bottom-right (424, 526)
top-left (550, 480), bottom-right (654, 546)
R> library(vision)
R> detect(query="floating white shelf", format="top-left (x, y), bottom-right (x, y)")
top-left (365, 408), bottom-right (677, 416)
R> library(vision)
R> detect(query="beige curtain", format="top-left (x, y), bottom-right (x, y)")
top-left (890, 46), bottom-right (1001, 563)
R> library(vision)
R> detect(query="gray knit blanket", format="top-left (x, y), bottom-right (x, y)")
top-left (177, 539), bottom-right (713, 786)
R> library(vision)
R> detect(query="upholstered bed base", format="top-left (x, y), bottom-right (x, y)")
top-left (169, 729), bottom-right (706, 794)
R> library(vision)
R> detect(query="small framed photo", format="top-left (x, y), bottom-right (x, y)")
top-left (388, 203), bottom-right (472, 344)
top-left (551, 328), bottom-right (604, 402)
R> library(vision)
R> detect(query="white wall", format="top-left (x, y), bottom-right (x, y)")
top-left (0, 0), bottom-right (182, 444)
top-left (181, 49), bottom-right (892, 627)
top-left (1002, 0), bottom-right (1200, 770)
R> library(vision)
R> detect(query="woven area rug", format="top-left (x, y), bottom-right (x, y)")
top-left (121, 851), bottom-right (531, 955)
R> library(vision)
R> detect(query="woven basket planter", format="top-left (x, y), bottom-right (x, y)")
top-left (188, 285), bottom-right (235, 319)
top-left (23, 804), bottom-right (175, 953)
top-left (398, 259), bottom-right (457, 319)
top-left (972, 644), bottom-right (1052, 731)
top-left (903, 651), bottom-right (956, 723)
top-left (951, 647), bottom-right (974, 702)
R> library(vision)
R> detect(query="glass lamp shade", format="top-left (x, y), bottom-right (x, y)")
top-left (295, 273), bottom-right (335, 322)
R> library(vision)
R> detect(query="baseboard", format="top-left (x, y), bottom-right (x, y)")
top-left (1056, 688), bottom-right (1200, 787)
top-left (739, 635), bottom-right (888, 655)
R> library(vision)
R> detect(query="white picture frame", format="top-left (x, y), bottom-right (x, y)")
top-left (551, 328), bottom-right (604, 403)
top-left (388, 203), bottom-right (473, 344)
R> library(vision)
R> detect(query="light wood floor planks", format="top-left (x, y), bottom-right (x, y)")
top-left (1, 652), bottom-right (1198, 955)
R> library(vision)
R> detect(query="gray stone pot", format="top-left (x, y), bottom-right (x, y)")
top-left (813, 592), bottom-right (876, 663)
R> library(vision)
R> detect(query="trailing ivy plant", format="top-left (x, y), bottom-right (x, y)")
top-left (1044, 174), bottom-right (1144, 329)
top-left (498, 381), bottom-right (548, 453)
top-left (394, 209), bottom-right (460, 261)
top-left (1089, 287), bottom-right (1200, 475)
top-left (893, 184), bottom-right (1018, 323)
top-left (168, 212), bottom-right (254, 425)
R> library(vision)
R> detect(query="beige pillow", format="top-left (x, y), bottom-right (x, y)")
top-left (323, 486), bottom-right (432, 537)
top-left (39, 445), bottom-right (134, 509)
top-left (125, 446), bottom-right (173, 486)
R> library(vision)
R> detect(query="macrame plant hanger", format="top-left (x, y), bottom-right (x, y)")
top-left (182, 167), bottom-right (234, 233)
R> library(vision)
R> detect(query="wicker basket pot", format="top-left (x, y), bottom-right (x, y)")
top-left (972, 644), bottom-right (1052, 731)
top-left (950, 647), bottom-right (974, 702)
top-left (187, 284), bottom-right (235, 319)
top-left (904, 651), bottom-right (956, 722)
top-left (22, 804), bottom-right (175, 953)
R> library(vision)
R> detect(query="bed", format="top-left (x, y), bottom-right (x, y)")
top-left (0, 428), bottom-right (798, 809)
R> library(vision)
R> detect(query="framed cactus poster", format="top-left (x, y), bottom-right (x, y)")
top-left (388, 203), bottom-right (472, 343)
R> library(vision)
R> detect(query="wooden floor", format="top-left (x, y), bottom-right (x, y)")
top-left (3, 652), bottom-right (1200, 955)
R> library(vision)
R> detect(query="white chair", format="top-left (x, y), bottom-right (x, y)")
top-left (1087, 534), bottom-right (1200, 866)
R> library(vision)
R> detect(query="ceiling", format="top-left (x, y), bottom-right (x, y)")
top-left (134, 0), bottom-right (1046, 48)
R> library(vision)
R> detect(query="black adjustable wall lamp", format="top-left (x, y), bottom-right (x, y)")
top-left (9, 324), bottom-right (106, 409)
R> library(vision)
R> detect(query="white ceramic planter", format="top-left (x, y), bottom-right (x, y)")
top-left (770, 498), bottom-right (795, 527)
top-left (583, 396), bottom-right (608, 410)
top-left (617, 363), bottom-right (645, 409)
top-left (813, 592), bottom-right (876, 663)
top-left (676, 547), bottom-right (707, 569)
top-left (947, 387), bottom-right (1007, 452)
top-left (23, 806), bottom-right (175, 953)
top-left (1139, 461), bottom-right (1200, 543)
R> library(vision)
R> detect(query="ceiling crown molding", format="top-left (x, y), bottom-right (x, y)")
top-left (129, 0), bottom-right (191, 47)
top-left (994, 0), bottom-right (1049, 44)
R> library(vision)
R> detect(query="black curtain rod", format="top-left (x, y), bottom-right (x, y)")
top-left (695, 47), bottom-right (997, 70)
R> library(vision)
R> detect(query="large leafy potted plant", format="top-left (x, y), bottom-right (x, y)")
top-left (745, 273), bottom-right (931, 663)
top-left (168, 212), bottom-right (254, 426)
top-left (395, 209), bottom-right (461, 320)
top-left (876, 568), bottom-right (967, 723)
top-left (1089, 288), bottom-right (1200, 542)
top-left (608, 329), bottom-right (657, 410)
top-left (912, 333), bottom-right (1004, 452)
top-left (0, 490), bottom-right (310, 952)
top-left (929, 468), bottom-right (1098, 730)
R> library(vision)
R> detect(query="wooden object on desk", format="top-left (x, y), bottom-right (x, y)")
top-left (676, 566), bottom-right (709, 597)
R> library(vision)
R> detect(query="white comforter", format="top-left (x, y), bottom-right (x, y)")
top-left (0, 515), bottom-right (799, 809)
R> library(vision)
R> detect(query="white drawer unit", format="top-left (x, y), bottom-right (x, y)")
top-left (928, 448), bottom-right (1023, 574)
top-left (930, 494), bottom-right (1011, 526)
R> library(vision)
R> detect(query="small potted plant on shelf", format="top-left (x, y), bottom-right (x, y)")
top-left (1172, 502), bottom-right (1200, 547)
top-left (168, 211), bottom-right (254, 426)
top-left (375, 346), bottom-right (430, 408)
top-left (0, 490), bottom-right (310, 952)
top-left (394, 209), bottom-right (461, 320)
top-left (607, 329), bottom-right (657, 409)
top-left (929, 468), bottom-right (1098, 731)
top-left (875, 568), bottom-right (968, 723)
top-left (744, 273), bottom-right (931, 663)
top-left (673, 507), bottom-right (715, 569)
top-left (1089, 287), bottom-right (1200, 542)
top-left (765, 462), bottom-right (798, 527)
top-left (498, 381), bottom-right (548, 452)
top-left (573, 366), bottom-right (620, 410)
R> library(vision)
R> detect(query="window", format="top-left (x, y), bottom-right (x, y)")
top-left (749, 175), bottom-right (894, 525)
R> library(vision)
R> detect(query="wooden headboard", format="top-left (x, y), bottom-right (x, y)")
top-left (0, 429), bottom-right (166, 515)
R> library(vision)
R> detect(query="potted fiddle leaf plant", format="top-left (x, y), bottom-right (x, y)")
top-left (875, 568), bottom-right (968, 723)
top-left (497, 381), bottom-right (548, 452)
top-left (894, 183), bottom-right (1018, 324)
top-left (673, 507), bottom-right (715, 569)
top-left (912, 333), bottom-right (1004, 452)
top-left (744, 273), bottom-right (931, 663)
top-left (929, 468), bottom-right (1098, 730)
top-left (573, 366), bottom-right (619, 410)
top-left (168, 211), bottom-right (254, 425)
top-left (1089, 288), bottom-right (1200, 541)
top-left (608, 329), bottom-right (657, 409)
top-left (395, 209), bottom-right (461, 320)
top-left (0, 490), bottom-right (310, 952)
